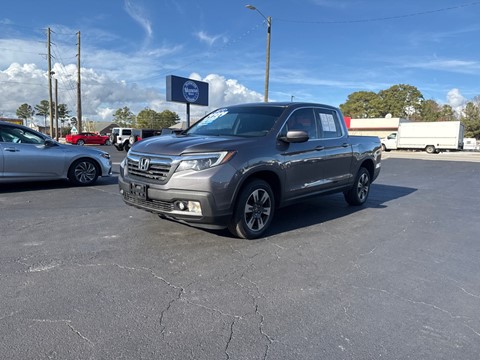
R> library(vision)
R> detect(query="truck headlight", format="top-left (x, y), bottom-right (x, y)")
top-left (176, 151), bottom-right (236, 172)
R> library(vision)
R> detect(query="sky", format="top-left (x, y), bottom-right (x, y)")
top-left (1, 0), bottom-right (480, 122)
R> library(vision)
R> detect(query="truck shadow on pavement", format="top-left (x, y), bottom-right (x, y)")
top-left (216, 183), bottom-right (416, 239)
top-left (266, 183), bottom-right (416, 237)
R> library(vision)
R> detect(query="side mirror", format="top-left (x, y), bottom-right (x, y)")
top-left (279, 130), bottom-right (309, 143)
top-left (44, 139), bottom-right (57, 147)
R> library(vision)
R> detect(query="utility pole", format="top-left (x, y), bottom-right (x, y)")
top-left (47, 27), bottom-right (54, 136)
top-left (77, 31), bottom-right (82, 132)
top-left (55, 78), bottom-right (59, 140)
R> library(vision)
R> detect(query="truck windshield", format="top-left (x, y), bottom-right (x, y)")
top-left (186, 106), bottom-right (285, 137)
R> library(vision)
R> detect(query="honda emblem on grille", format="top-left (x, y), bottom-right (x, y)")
top-left (139, 157), bottom-right (150, 171)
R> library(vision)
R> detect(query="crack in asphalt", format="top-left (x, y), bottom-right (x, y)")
top-left (31, 319), bottom-right (94, 346)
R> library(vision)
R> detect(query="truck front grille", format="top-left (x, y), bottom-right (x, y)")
top-left (127, 155), bottom-right (173, 184)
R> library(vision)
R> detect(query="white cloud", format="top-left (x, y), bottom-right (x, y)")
top-left (0, 62), bottom-right (263, 123)
top-left (194, 31), bottom-right (227, 46)
top-left (97, 107), bottom-right (115, 120)
top-left (0, 62), bottom-right (160, 122)
top-left (124, 0), bottom-right (153, 40)
top-left (447, 88), bottom-right (467, 112)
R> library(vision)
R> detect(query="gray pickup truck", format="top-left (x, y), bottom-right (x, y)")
top-left (119, 102), bottom-right (381, 239)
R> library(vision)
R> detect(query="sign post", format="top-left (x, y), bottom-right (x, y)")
top-left (166, 75), bottom-right (209, 128)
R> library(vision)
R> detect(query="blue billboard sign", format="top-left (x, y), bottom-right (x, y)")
top-left (166, 75), bottom-right (209, 106)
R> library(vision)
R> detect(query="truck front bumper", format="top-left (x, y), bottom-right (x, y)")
top-left (118, 176), bottom-right (232, 230)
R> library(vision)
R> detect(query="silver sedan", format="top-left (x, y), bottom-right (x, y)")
top-left (0, 121), bottom-right (112, 185)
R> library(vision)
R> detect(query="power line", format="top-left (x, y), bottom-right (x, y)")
top-left (276, 1), bottom-right (480, 24)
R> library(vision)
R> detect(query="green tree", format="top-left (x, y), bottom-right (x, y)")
top-left (439, 104), bottom-right (456, 122)
top-left (34, 100), bottom-right (51, 129)
top-left (136, 108), bottom-right (159, 128)
top-left (136, 108), bottom-right (180, 129)
top-left (57, 104), bottom-right (70, 120)
top-left (113, 106), bottom-right (136, 127)
top-left (157, 109), bottom-right (180, 128)
top-left (339, 91), bottom-right (382, 118)
top-left (377, 84), bottom-right (424, 119)
top-left (419, 99), bottom-right (441, 122)
top-left (16, 103), bottom-right (35, 125)
top-left (461, 102), bottom-right (480, 138)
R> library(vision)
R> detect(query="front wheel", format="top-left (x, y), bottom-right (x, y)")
top-left (344, 167), bottom-right (371, 206)
top-left (68, 159), bottom-right (99, 186)
top-left (228, 179), bottom-right (275, 239)
top-left (129, 135), bottom-right (138, 145)
top-left (76, 139), bottom-right (85, 146)
top-left (124, 142), bottom-right (130, 152)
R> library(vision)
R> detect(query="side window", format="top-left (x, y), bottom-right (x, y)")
top-left (286, 108), bottom-right (318, 139)
top-left (0, 126), bottom-right (44, 144)
top-left (315, 109), bottom-right (343, 139)
top-left (122, 129), bottom-right (132, 136)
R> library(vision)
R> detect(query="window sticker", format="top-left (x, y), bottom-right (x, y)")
top-left (320, 113), bottom-right (336, 132)
top-left (201, 109), bottom-right (229, 125)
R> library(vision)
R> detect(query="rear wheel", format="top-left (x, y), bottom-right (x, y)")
top-left (68, 159), bottom-right (99, 186)
top-left (105, 139), bottom-right (112, 146)
top-left (344, 167), bottom-right (370, 206)
top-left (228, 179), bottom-right (274, 239)
top-left (76, 139), bottom-right (85, 146)
top-left (425, 145), bottom-right (436, 154)
top-left (124, 142), bottom-right (130, 152)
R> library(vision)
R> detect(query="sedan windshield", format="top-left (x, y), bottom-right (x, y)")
top-left (186, 106), bottom-right (285, 137)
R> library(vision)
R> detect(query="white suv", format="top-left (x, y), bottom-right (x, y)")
top-left (110, 128), bottom-right (134, 152)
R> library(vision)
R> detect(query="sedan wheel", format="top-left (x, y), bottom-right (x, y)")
top-left (228, 179), bottom-right (274, 239)
top-left (68, 159), bottom-right (99, 186)
top-left (77, 139), bottom-right (85, 146)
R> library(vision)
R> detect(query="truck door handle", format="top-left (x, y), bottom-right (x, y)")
top-left (341, 143), bottom-right (350, 147)
top-left (315, 146), bottom-right (325, 151)
top-left (4, 147), bottom-right (19, 152)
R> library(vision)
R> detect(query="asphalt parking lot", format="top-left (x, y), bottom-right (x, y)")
top-left (1, 148), bottom-right (480, 360)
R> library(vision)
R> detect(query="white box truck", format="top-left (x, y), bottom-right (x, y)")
top-left (381, 121), bottom-right (464, 154)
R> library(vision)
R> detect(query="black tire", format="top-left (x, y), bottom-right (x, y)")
top-left (76, 139), bottom-right (85, 146)
top-left (425, 145), bottom-right (436, 154)
top-left (68, 159), bottom-right (99, 186)
top-left (124, 141), bottom-right (130, 152)
top-left (381, 144), bottom-right (390, 152)
top-left (228, 179), bottom-right (275, 239)
top-left (129, 135), bottom-right (138, 145)
top-left (344, 167), bottom-right (371, 206)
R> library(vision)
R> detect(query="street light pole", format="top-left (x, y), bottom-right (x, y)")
top-left (246, 5), bottom-right (271, 103)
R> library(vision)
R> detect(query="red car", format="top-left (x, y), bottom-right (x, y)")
top-left (65, 132), bottom-right (111, 146)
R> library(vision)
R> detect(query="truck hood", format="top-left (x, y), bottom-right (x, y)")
top-left (130, 134), bottom-right (260, 155)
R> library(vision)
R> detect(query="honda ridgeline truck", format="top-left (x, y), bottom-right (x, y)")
top-left (119, 102), bottom-right (382, 239)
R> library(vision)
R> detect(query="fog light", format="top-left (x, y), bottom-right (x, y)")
top-left (172, 200), bottom-right (202, 215)
top-left (175, 200), bottom-right (188, 211)
top-left (187, 201), bottom-right (202, 215)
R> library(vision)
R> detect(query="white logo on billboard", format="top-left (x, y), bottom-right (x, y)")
top-left (183, 80), bottom-right (200, 102)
